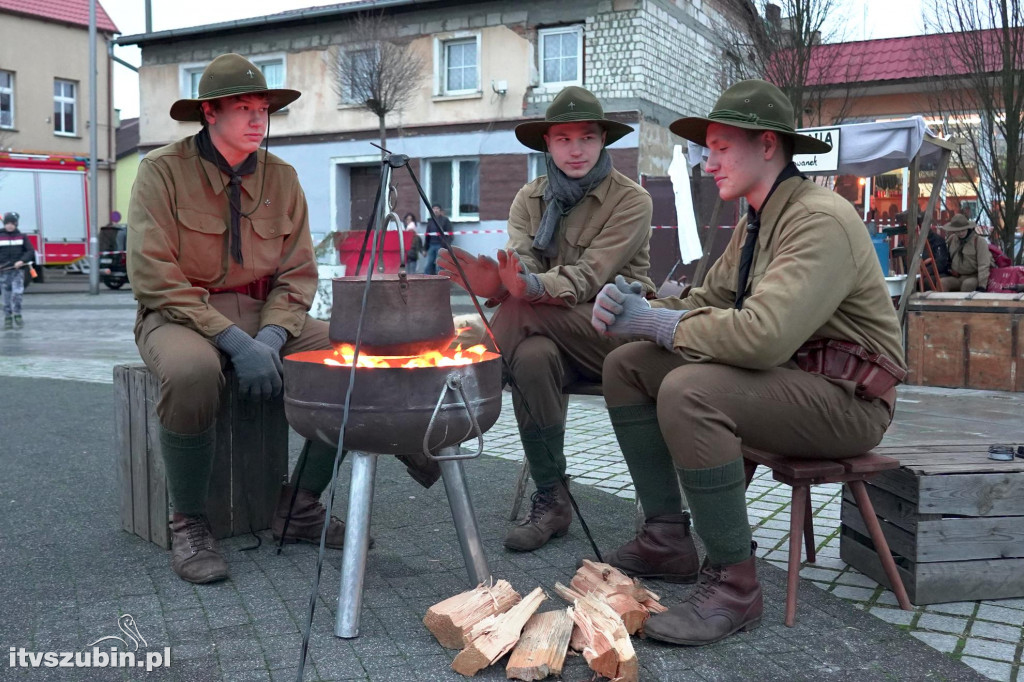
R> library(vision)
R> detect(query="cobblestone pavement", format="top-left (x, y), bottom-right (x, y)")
top-left (2, 283), bottom-right (1021, 680)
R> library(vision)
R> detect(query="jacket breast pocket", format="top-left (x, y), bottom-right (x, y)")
top-left (250, 217), bottom-right (294, 273)
top-left (176, 208), bottom-right (226, 282)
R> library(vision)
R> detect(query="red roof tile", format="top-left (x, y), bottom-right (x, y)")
top-left (806, 29), bottom-right (1014, 86)
top-left (0, 0), bottom-right (118, 34)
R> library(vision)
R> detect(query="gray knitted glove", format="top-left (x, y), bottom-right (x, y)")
top-left (255, 324), bottom-right (288, 353)
top-left (215, 325), bottom-right (283, 401)
top-left (591, 275), bottom-right (686, 350)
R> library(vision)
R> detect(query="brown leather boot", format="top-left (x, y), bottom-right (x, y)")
top-left (272, 485), bottom-right (347, 549)
top-left (504, 480), bottom-right (572, 552)
top-left (603, 513), bottom-right (699, 583)
top-left (169, 514), bottom-right (229, 584)
top-left (644, 548), bottom-right (762, 646)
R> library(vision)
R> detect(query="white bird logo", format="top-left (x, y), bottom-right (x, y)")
top-left (86, 614), bottom-right (148, 652)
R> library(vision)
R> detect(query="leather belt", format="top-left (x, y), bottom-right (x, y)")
top-left (794, 338), bottom-right (906, 412)
top-left (205, 276), bottom-right (273, 301)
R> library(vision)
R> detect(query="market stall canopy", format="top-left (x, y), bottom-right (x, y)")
top-left (687, 116), bottom-right (957, 177)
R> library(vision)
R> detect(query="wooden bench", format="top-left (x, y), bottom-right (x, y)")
top-left (742, 446), bottom-right (912, 626)
top-left (840, 443), bottom-right (1024, 605)
top-left (115, 364), bottom-right (288, 549)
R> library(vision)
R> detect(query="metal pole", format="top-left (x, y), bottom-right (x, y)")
top-left (145, 0), bottom-right (153, 33)
top-left (335, 451), bottom-right (377, 638)
top-left (88, 0), bottom-right (99, 295)
top-left (437, 452), bottom-right (491, 585)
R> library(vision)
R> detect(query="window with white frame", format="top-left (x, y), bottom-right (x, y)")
top-left (440, 37), bottom-right (479, 95)
top-left (427, 158), bottom-right (479, 220)
top-left (539, 26), bottom-right (583, 87)
top-left (342, 48), bottom-right (378, 104)
top-left (0, 70), bottom-right (13, 128)
top-left (528, 153), bottom-right (547, 182)
top-left (53, 79), bottom-right (77, 135)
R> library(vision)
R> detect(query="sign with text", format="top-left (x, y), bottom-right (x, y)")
top-left (793, 127), bottom-right (840, 173)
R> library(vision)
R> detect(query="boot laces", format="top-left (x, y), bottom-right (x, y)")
top-left (689, 563), bottom-right (726, 605)
top-left (183, 516), bottom-right (214, 553)
top-left (526, 487), bottom-right (558, 524)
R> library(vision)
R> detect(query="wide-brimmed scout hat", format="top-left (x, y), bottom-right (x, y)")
top-left (669, 79), bottom-right (831, 155)
top-left (169, 53), bottom-right (301, 122)
top-left (514, 86), bottom-right (634, 152)
top-left (941, 214), bottom-right (977, 233)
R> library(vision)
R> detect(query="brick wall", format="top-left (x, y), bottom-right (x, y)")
top-left (480, 154), bottom-right (529, 221)
top-left (390, 158), bottom-right (424, 220)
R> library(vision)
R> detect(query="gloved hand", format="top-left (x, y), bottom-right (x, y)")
top-left (215, 325), bottom-right (283, 401)
top-left (497, 249), bottom-right (545, 301)
top-left (437, 245), bottom-right (505, 298)
top-left (591, 275), bottom-right (686, 350)
top-left (255, 324), bottom-right (288, 353)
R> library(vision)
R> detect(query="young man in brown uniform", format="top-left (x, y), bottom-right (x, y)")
top-left (939, 214), bottom-right (992, 292)
top-left (127, 54), bottom-right (345, 584)
top-left (439, 86), bottom-right (655, 552)
top-left (591, 80), bottom-right (906, 645)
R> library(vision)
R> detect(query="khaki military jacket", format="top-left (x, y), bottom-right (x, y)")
top-left (127, 136), bottom-right (316, 338)
top-left (652, 176), bottom-right (906, 370)
top-left (947, 231), bottom-right (991, 289)
top-left (506, 169), bottom-right (655, 306)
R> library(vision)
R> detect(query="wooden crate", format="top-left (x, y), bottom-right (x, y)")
top-left (905, 292), bottom-right (1024, 391)
top-left (115, 363), bottom-right (289, 549)
top-left (840, 443), bottom-right (1024, 605)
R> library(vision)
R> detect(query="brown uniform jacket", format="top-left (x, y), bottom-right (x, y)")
top-left (947, 231), bottom-right (992, 289)
top-left (652, 176), bottom-right (906, 371)
top-left (506, 169), bottom-right (655, 306)
top-left (127, 136), bottom-right (316, 338)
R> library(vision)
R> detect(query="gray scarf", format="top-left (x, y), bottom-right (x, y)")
top-left (533, 149), bottom-right (613, 258)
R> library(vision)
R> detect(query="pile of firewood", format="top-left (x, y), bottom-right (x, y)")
top-left (423, 561), bottom-right (666, 681)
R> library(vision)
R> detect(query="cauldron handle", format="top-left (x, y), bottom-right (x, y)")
top-left (381, 211), bottom-right (409, 291)
top-left (423, 375), bottom-right (484, 461)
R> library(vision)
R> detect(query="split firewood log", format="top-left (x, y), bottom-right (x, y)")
top-left (554, 583), bottom-right (637, 682)
top-left (505, 608), bottom-right (574, 681)
top-left (424, 579), bottom-right (521, 649)
top-left (569, 560), bottom-right (665, 634)
top-left (451, 587), bottom-right (547, 677)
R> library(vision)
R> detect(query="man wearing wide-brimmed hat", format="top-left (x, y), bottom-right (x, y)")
top-left (939, 214), bottom-right (991, 292)
top-left (127, 53), bottom-right (348, 584)
top-left (590, 79), bottom-right (907, 645)
top-left (438, 86), bottom-right (656, 553)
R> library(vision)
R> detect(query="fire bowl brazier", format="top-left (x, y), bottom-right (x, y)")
top-left (283, 349), bottom-right (502, 456)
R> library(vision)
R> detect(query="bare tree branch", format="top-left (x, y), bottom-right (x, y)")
top-left (926, 0), bottom-right (1024, 263)
top-left (326, 11), bottom-right (425, 155)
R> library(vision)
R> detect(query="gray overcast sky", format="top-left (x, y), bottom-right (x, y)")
top-left (103, 0), bottom-right (928, 120)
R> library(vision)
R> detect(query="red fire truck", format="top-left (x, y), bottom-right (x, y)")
top-left (0, 152), bottom-right (90, 278)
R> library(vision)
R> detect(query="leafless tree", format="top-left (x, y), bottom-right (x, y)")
top-left (713, 0), bottom-right (861, 127)
top-left (926, 0), bottom-right (1024, 263)
top-left (327, 11), bottom-right (425, 157)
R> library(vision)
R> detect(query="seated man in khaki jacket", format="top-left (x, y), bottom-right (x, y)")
top-left (128, 54), bottom-right (346, 584)
top-left (940, 214), bottom-right (992, 292)
top-left (439, 86), bottom-right (656, 552)
top-left (591, 80), bottom-right (906, 646)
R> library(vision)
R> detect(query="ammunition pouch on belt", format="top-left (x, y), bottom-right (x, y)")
top-left (205, 276), bottom-right (273, 301)
top-left (794, 338), bottom-right (907, 402)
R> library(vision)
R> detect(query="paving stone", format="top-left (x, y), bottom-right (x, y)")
top-left (962, 638), bottom-right (1020, 662)
top-left (967, 620), bottom-right (1022, 643)
top-left (960, 655), bottom-right (1014, 681)
top-left (869, 606), bottom-right (916, 626)
top-left (928, 602), bottom-right (978, 617)
top-left (917, 612), bottom-right (969, 635)
top-left (909, 631), bottom-right (960, 653)
top-left (977, 604), bottom-right (1024, 627)
top-left (828, 585), bottom-right (875, 602)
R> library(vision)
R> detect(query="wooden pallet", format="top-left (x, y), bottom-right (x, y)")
top-left (840, 443), bottom-right (1024, 605)
top-left (115, 364), bottom-right (289, 549)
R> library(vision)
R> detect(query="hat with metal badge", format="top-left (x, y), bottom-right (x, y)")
top-left (669, 79), bottom-right (832, 155)
top-left (514, 86), bottom-right (634, 152)
top-left (941, 214), bottom-right (977, 233)
top-left (169, 53), bottom-right (301, 122)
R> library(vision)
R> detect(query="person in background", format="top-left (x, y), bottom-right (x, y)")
top-left (1, 211), bottom-right (33, 329)
top-left (940, 214), bottom-right (991, 292)
top-left (422, 204), bottom-right (450, 275)
top-left (403, 211), bottom-right (424, 269)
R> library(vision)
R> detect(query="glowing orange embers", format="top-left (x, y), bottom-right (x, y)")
top-left (323, 344), bottom-right (492, 369)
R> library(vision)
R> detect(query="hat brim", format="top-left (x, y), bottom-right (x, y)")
top-left (170, 88), bottom-right (301, 122)
top-left (669, 116), bottom-right (832, 155)
top-left (514, 118), bottom-right (634, 152)
top-left (942, 222), bottom-right (977, 232)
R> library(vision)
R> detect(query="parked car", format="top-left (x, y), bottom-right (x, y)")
top-left (98, 225), bottom-right (128, 289)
